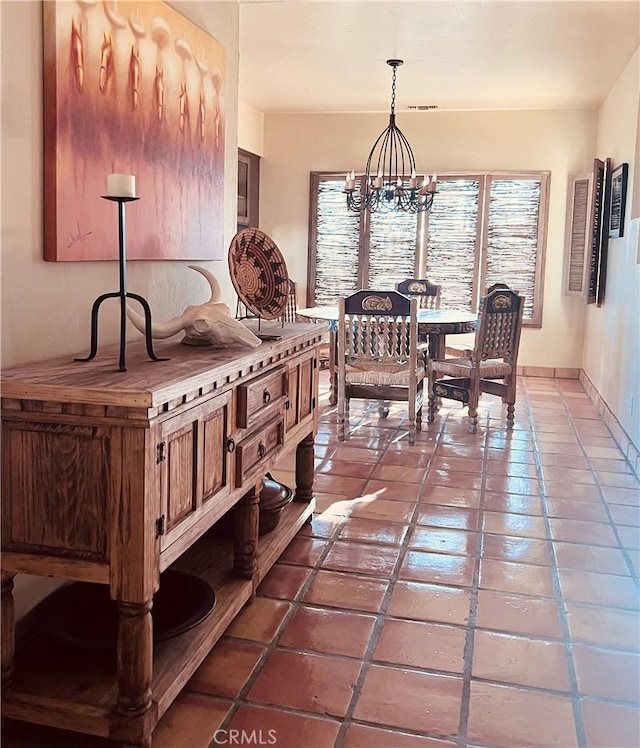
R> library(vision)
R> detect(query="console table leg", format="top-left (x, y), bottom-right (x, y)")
top-left (234, 486), bottom-right (259, 579)
top-left (116, 600), bottom-right (153, 716)
top-left (294, 432), bottom-right (315, 503)
top-left (1, 572), bottom-right (16, 690)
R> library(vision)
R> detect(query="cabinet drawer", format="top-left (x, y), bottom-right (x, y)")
top-left (235, 417), bottom-right (284, 488)
top-left (237, 367), bottom-right (287, 429)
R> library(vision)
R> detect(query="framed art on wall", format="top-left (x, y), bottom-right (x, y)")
top-left (586, 158), bottom-right (606, 304)
top-left (608, 163), bottom-right (629, 239)
top-left (43, 1), bottom-right (226, 261)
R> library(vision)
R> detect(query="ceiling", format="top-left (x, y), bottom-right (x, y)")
top-left (237, 0), bottom-right (640, 114)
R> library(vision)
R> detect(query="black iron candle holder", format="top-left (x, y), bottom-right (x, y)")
top-left (75, 196), bottom-right (169, 372)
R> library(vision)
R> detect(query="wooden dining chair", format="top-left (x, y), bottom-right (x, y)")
top-left (443, 283), bottom-right (510, 358)
top-left (396, 278), bottom-right (441, 309)
top-left (396, 279), bottom-right (442, 367)
top-left (427, 285), bottom-right (524, 433)
top-left (281, 279), bottom-right (298, 323)
top-left (337, 290), bottom-right (426, 445)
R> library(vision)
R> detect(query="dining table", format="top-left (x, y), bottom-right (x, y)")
top-left (297, 304), bottom-right (478, 405)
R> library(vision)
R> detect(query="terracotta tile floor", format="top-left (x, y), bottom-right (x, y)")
top-left (4, 373), bottom-right (640, 748)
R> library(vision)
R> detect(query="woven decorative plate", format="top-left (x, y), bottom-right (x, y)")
top-left (228, 228), bottom-right (290, 320)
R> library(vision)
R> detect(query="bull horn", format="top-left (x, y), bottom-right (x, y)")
top-left (127, 305), bottom-right (190, 339)
top-left (188, 265), bottom-right (222, 303)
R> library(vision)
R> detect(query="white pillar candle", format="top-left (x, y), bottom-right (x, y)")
top-left (106, 173), bottom-right (136, 198)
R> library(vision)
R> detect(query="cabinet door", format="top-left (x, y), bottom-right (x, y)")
top-left (2, 420), bottom-right (119, 562)
top-left (159, 392), bottom-right (232, 552)
top-left (285, 349), bottom-right (317, 432)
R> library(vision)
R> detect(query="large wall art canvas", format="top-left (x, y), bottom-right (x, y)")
top-left (43, 1), bottom-right (226, 261)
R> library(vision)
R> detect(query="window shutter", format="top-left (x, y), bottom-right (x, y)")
top-left (368, 210), bottom-right (417, 289)
top-left (312, 178), bottom-right (360, 306)
top-left (424, 178), bottom-right (481, 311)
top-left (564, 173), bottom-right (592, 298)
top-left (484, 177), bottom-right (544, 322)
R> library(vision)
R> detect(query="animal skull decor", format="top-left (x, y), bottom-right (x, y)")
top-left (127, 266), bottom-right (262, 348)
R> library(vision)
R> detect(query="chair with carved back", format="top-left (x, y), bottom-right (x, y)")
top-left (396, 278), bottom-right (441, 309)
top-left (236, 278), bottom-right (298, 325)
top-left (443, 283), bottom-right (511, 358)
top-left (395, 279), bottom-right (442, 369)
top-left (281, 279), bottom-right (299, 323)
top-left (337, 290), bottom-right (426, 445)
top-left (427, 285), bottom-right (524, 433)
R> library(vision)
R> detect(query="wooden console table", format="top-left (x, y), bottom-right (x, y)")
top-left (1, 322), bottom-right (324, 746)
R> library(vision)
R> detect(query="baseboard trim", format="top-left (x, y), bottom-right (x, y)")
top-left (517, 366), bottom-right (580, 379)
top-left (579, 370), bottom-right (640, 477)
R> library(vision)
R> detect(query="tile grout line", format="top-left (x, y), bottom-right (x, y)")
top-left (566, 400), bottom-right (640, 591)
top-left (524, 378), bottom-right (588, 748)
top-left (207, 379), bottom-right (636, 748)
top-left (541, 379), bottom-right (640, 587)
top-left (206, 430), bottom-right (351, 743)
top-left (207, 396), bottom-right (397, 743)
top-left (332, 403), bottom-right (466, 747)
top-left (455, 404), bottom-right (490, 747)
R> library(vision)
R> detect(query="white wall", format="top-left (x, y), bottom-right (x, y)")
top-left (583, 50), bottom-right (640, 450)
top-left (1, 0), bottom-right (240, 618)
top-left (238, 100), bottom-right (264, 156)
top-left (260, 108), bottom-right (598, 369)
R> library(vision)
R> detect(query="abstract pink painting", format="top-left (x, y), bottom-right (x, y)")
top-left (43, 1), bottom-right (226, 261)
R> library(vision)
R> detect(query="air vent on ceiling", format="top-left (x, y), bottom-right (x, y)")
top-left (407, 105), bottom-right (439, 111)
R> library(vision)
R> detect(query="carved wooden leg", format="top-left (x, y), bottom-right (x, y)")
top-left (408, 389), bottom-right (416, 446)
top-left (295, 432), bottom-right (315, 503)
top-left (467, 375), bottom-right (481, 434)
top-left (328, 330), bottom-right (337, 406)
top-left (233, 486), bottom-right (259, 578)
top-left (1, 572), bottom-right (16, 690)
top-left (506, 373), bottom-right (517, 429)
top-left (116, 600), bottom-right (153, 716)
top-left (427, 378), bottom-right (438, 423)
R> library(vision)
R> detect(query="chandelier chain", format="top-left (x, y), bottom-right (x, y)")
top-left (390, 66), bottom-right (397, 115)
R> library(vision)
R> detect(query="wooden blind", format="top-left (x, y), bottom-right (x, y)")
top-left (423, 178), bottom-right (481, 311)
top-left (309, 171), bottom-right (549, 326)
top-left (564, 173), bottom-right (592, 298)
top-left (484, 176), bottom-right (545, 322)
top-left (312, 178), bottom-right (360, 305)
top-left (368, 209), bottom-right (418, 289)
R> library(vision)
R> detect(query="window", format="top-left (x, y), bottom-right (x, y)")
top-left (308, 171), bottom-right (550, 326)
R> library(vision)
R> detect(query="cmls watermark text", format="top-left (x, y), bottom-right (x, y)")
top-left (213, 729), bottom-right (278, 745)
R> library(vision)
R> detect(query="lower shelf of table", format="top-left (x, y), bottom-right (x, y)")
top-left (2, 498), bottom-right (315, 743)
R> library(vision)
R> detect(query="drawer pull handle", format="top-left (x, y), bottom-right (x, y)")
top-left (258, 442), bottom-right (266, 458)
top-left (262, 390), bottom-right (271, 405)
top-left (226, 438), bottom-right (236, 453)
top-left (285, 400), bottom-right (291, 410)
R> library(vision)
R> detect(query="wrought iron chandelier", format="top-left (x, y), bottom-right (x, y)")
top-left (344, 59), bottom-right (436, 214)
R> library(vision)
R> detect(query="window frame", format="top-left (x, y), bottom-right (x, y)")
top-left (308, 170), bottom-right (550, 327)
